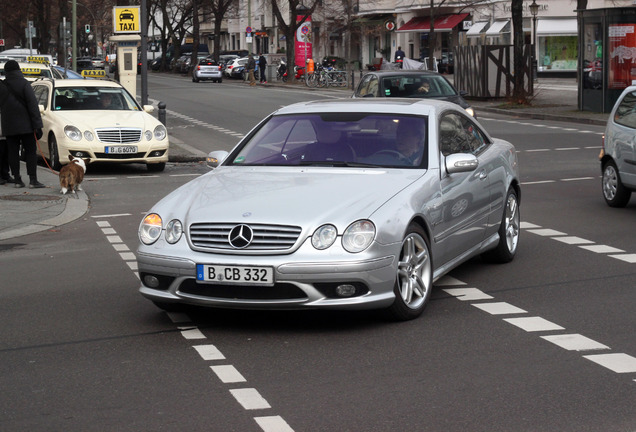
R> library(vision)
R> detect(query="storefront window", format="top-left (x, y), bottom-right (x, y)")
top-left (538, 35), bottom-right (577, 71)
top-left (608, 23), bottom-right (636, 89)
top-left (583, 21), bottom-right (603, 90)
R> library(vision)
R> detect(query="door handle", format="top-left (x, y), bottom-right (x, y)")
top-left (479, 170), bottom-right (488, 180)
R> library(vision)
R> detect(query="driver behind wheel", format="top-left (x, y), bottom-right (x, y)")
top-left (396, 119), bottom-right (425, 166)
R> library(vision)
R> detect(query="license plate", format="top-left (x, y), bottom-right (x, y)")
top-left (105, 146), bottom-right (137, 154)
top-left (196, 264), bottom-right (274, 285)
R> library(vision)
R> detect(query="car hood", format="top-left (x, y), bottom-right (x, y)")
top-left (49, 110), bottom-right (159, 129)
top-left (155, 167), bottom-right (423, 228)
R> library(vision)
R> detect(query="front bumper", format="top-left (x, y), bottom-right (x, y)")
top-left (137, 240), bottom-right (398, 311)
top-left (57, 138), bottom-right (169, 165)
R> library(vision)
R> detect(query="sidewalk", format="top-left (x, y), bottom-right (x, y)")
top-left (0, 77), bottom-right (608, 242)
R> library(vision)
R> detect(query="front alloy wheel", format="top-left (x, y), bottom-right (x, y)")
top-left (386, 223), bottom-right (433, 321)
top-left (483, 188), bottom-right (520, 263)
top-left (602, 161), bottom-right (631, 207)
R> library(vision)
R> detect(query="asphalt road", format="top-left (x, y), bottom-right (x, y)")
top-left (0, 74), bottom-right (634, 432)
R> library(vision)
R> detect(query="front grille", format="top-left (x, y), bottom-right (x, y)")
top-left (190, 223), bottom-right (302, 251)
top-left (179, 279), bottom-right (307, 300)
top-left (96, 127), bottom-right (142, 143)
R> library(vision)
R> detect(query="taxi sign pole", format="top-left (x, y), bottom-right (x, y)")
top-left (140, 0), bottom-right (148, 105)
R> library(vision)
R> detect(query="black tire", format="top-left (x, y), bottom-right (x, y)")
top-left (49, 134), bottom-right (62, 171)
top-left (602, 160), bottom-right (631, 207)
top-left (147, 162), bottom-right (166, 172)
top-left (482, 188), bottom-right (520, 263)
top-left (385, 223), bottom-right (433, 321)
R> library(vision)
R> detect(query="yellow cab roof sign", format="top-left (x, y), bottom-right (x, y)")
top-left (22, 67), bottom-right (45, 75)
top-left (113, 6), bottom-right (140, 33)
top-left (27, 56), bottom-right (50, 64)
top-left (81, 69), bottom-right (107, 78)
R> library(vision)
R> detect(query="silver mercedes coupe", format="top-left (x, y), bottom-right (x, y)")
top-left (137, 99), bottom-right (520, 321)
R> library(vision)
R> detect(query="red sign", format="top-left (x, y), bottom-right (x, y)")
top-left (0, 39), bottom-right (5, 47)
top-left (295, 16), bottom-right (312, 67)
top-left (609, 24), bottom-right (636, 89)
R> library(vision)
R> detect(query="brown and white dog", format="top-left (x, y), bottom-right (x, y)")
top-left (59, 156), bottom-right (87, 195)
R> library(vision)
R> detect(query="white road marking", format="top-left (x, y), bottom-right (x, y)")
top-left (579, 244), bottom-right (624, 253)
top-left (609, 254), bottom-right (636, 263)
top-left (552, 236), bottom-right (594, 245)
top-left (541, 334), bottom-right (610, 352)
top-left (230, 388), bottom-right (271, 410)
top-left (254, 416), bottom-right (295, 432)
top-left (180, 327), bottom-right (206, 339)
top-left (193, 344), bottom-right (226, 361)
top-left (92, 213), bottom-right (132, 218)
top-left (119, 252), bottom-right (136, 260)
top-left (112, 243), bottom-right (129, 251)
top-left (472, 302), bottom-right (527, 315)
top-left (583, 353), bottom-right (636, 373)
top-left (526, 228), bottom-right (566, 236)
top-left (101, 228), bottom-right (116, 235)
top-left (106, 235), bottom-right (123, 243)
top-left (211, 365), bottom-right (247, 383)
top-left (435, 275), bottom-right (466, 286)
top-left (442, 288), bottom-right (493, 301)
top-left (503, 317), bottom-right (565, 332)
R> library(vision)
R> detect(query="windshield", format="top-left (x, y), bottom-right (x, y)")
top-left (229, 113), bottom-right (428, 169)
top-left (381, 75), bottom-right (458, 98)
top-left (53, 87), bottom-right (141, 111)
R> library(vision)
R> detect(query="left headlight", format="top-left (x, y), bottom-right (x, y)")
top-left (64, 125), bottom-right (82, 141)
top-left (139, 213), bottom-right (163, 245)
top-left (154, 125), bottom-right (167, 141)
top-left (165, 219), bottom-right (183, 244)
top-left (342, 220), bottom-right (375, 253)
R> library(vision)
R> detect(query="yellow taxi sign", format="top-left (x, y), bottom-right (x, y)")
top-left (113, 6), bottom-right (140, 33)
top-left (27, 56), bottom-right (50, 64)
top-left (81, 69), bottom-right (107, 78)
top-left (22, 67), bottom-right (45, 75)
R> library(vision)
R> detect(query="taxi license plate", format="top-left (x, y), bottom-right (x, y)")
top-left (196, 264), bottom-right (274, 285)
top-left (105, 146), bottom-right (137, 154)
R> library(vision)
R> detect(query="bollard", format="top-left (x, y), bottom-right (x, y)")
top-left (158, 101), bottom-right (167, 126)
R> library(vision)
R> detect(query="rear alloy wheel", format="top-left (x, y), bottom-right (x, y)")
top-left (482, 188), bottom-right (520, 263)
top-left (602, 160), bottom-right (631, 207)
top-left (386, 223), bottom-right (433, 321)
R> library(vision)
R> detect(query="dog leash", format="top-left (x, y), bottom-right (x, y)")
top-left (34, 130), bottom-right (59, 175)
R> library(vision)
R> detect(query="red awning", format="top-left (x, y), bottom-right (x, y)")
top-left (396, 13), bottom-right (469, 33)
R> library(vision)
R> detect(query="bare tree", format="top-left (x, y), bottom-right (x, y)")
top-left (511, 0), bottom-right (526, 103)
top-left (159, 0), bottom-right (194, 72)
top-left (270, 0), bottom-right (321, 73)
top-left (202, 0), bottom-right (237, 61)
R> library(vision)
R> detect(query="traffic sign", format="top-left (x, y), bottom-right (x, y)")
top-left (0, 39), bottom-right (4, 47)
top-left (246, 26), bottom-right (252, 33)
top-left (113, 6), bottom-right (140, 33)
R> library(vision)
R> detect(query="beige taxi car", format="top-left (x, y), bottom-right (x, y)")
top-left (31, 76), bottom-right (169, 171)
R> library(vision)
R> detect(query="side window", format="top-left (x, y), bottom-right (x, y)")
top-left (614, 91), bottom-right (636, 129)
top-left (439, 113), bottom-right (468, 156)
top-left (366, 76), bottom-right (379, 97)
top-left (32, 85), bottom-right (49, 109)
top-left (459, 115), bottom-right (489, 154)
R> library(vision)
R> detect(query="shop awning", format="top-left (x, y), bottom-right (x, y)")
top-left (466, 21), bottom-right (489, 37)
top-left (537, 18), bottom-right (578, 36)
top-left (396, 13), bottom-right (469, 33)
top-left (486, 20), bottom-right (510, 36)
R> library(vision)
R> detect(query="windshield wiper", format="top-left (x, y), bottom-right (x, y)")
top-left (298, 161), bottom-right (383, 168)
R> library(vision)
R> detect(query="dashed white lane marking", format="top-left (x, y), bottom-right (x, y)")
top-left (96, 220), bottom-right (139, 279)
top-left (480, 117), bottom-right (604, 138)
top-left (523, 221), bottom-right (636, 265)
top-left (254, 416), bottom-right (295, 432)
top-left (439, 280), bottom-right (636, 381)
top-left (211, 365), bottom-right (247, 383)
top-left (472, 302), bottom-right (527, 315)
top-left (180, 327), bottom-right (206, 339)
top-left (230, 388), bottom-right (272, 410)
top-left (541, 334), bottom-right (609, 352)
top-left (503, 317), bottom-right (565, 332)
top-left (193, 344), bottom-right (226, 361)
top-left (583, 353), bottom-right (636, 373)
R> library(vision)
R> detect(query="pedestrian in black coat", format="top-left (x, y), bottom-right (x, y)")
top-left (258, 54), bottom-right (267, 83)
top-left (0, 60), bottom-right (44, 188)
top-left (0, 81), bottom-right (13, 185)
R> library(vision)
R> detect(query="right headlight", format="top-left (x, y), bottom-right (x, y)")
top-left (64, 125), bottom-right (82, 141)
top-left (154, 124), bottom-right (167, 140)
top-left (139, 213), bottom-right (163, 245)
top-left (342, 220), bottom-right (375, 253)
top-left (311, 224), bottom-right (337, 250)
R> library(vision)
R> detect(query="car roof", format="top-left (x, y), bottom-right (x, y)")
top-left (37, 78), bottom-right (124, 89)
top-left (364, 70), bottom-right (444, 78)
top-left (274, 98), bottom-right (458, 116)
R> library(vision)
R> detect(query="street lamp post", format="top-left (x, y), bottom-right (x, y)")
top-left (529, 0), bottom-right (539, 81)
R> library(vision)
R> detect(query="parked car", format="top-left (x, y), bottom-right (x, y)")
top-left (136, 99), bottom-right (520, 321)
top-left (192, 58), bottom-right (222, 83)
top-left (31, 78), bottom-right (169, 172)
top-left (91, 57), bottom-right (106, 69)
top-left (183, 54), bottom-right (209, 74)
top-left (352, 70), bottom-right (475, 117)
top-left (75, 57), bottom-right (94, 74)
top-left (224, 57), bottom-right (248, 78)
top-left (218, 54), bottom-right (239, 73)
top-left (0, 61), bottom-right (55, 81)
top-left (51, 64), bottom-right (84, 79)
top-left (600, 84), bottom-right (636, 207)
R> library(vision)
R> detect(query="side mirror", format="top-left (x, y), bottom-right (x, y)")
top-left (445, 153), bottom-right (478, 174)
top-left (207, 150), bottom-right (229, 168)
top-left (39, 104), bottom-right (45, 113)
top-left (143, 105), bottom-right (155, 113)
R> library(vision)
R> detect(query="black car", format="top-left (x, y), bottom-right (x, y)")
top-left (352, 70), bottom-right (474, 117)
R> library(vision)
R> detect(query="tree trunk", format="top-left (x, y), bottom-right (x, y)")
top-left (511, 0), bottom-right (527, 103)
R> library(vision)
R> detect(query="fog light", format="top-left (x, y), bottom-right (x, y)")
top-left (335, 284), bottom-right (356, 297)
top-left (144, 274), bottom-right (160, 288)
top-left (74, 151), bottom-right (87, 157)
